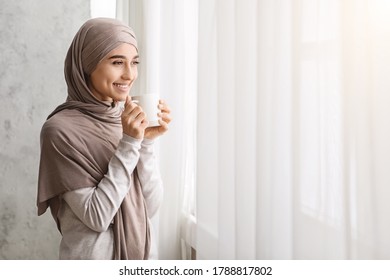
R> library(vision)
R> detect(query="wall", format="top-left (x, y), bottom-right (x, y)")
top-left (0, 0), bottom-right (90, 259)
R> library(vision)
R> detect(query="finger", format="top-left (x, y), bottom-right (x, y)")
top-left (124, 105), bottom-right (143, 120)
top-left (132, 111), bottom-right (146, 125)
top-left (157, 119), bottom-right (169, 132)
top-left (158, 106), bottom-right (171, 116)
top-left (158, 102), bottom-right (171, 114)
top-left (123, 99), bottom-right (138, 115)
top-left (158, 112), bottom-right (172, 124)
top-left (124, 95), bottom-right (131, 108)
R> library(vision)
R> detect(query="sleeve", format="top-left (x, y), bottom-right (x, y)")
top-left (62, 134), bottom-right (142, 232)
top-left (136, 138), bottom-right (164, 219)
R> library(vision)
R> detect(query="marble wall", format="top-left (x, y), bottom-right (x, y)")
top-left (0, 0), bottom-right (90, 259)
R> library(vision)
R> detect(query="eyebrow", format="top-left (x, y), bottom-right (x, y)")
top-left (108, 55), bottom-right (139, 60)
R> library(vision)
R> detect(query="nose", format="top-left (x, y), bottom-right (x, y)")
top-left (122, 64), bottom-right (135, 80)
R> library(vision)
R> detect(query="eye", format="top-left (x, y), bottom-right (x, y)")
top-left (113, 60), bottom-right (124, 65)
top-left (132, 60), bottom-right (140, 65)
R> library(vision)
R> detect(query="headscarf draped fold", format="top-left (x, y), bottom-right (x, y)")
top-left (37, 17), bottom-right (150, 260)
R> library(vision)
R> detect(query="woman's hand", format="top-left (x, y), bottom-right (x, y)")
top-left (121, 96), bottom-right (148, 139)
top-left (144, 99), bottom-right (172, 140)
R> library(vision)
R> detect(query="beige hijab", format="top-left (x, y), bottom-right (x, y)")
top-left (37, 18), bottom-right (150, 259)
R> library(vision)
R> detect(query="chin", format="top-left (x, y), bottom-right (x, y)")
top-left (114, 95), bottom-right (128, 102)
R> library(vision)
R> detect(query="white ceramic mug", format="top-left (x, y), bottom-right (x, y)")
top-left (131, 93), bottom-right (160, 127)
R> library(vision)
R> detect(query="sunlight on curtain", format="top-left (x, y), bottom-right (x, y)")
top-left (341, 0), bottom-right (390, 258)
top-left (298, 0), bottom-right (343, 226)
top-left (116, 0), bottom-right (198, 260)
top-left (197, 0), bottom-right (390, 259)
top-left (117, 0), bottom-right (390, 260)
top-left (197, 0), bottom-right (264, 259)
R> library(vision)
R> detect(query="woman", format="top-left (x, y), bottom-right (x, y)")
top-left (37, 17), bottom-right (171, 260)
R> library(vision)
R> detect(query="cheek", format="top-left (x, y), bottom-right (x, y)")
top-left (93, 69), bottom-right (115, 85)
top-left (88, 73), bottom-right (99, 90)
top-left (134, 68), bottom-right (139, 80)
top-left (90, 68), bottom-right (104, 83)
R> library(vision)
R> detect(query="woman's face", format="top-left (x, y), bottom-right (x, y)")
top-left (88, 43), bottom-right (139, 102)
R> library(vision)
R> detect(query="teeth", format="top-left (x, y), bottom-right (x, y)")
top-left (114, 83), bottom-right (129, 88)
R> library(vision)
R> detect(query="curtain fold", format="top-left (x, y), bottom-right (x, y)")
top-left (117, 0), bottom-right (198, 260)
top-left (197, 0), bottom-right (390, 259)
top-left (341, 0), bottom-right (390, 258)
top-left (118, 0), bottom-right (390, 260)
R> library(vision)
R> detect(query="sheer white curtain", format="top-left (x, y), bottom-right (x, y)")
top-left (197, 0), bottom-right (390, 259)
top-left (341, 0), bottom-right (390, 258)
top-left (116, 0), bottom-right (198, 259)
top-left (117, 0), bottom-right (390, 260)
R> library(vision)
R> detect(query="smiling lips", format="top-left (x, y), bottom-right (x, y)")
top-left (113, 83), bottom-right (130, 91)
